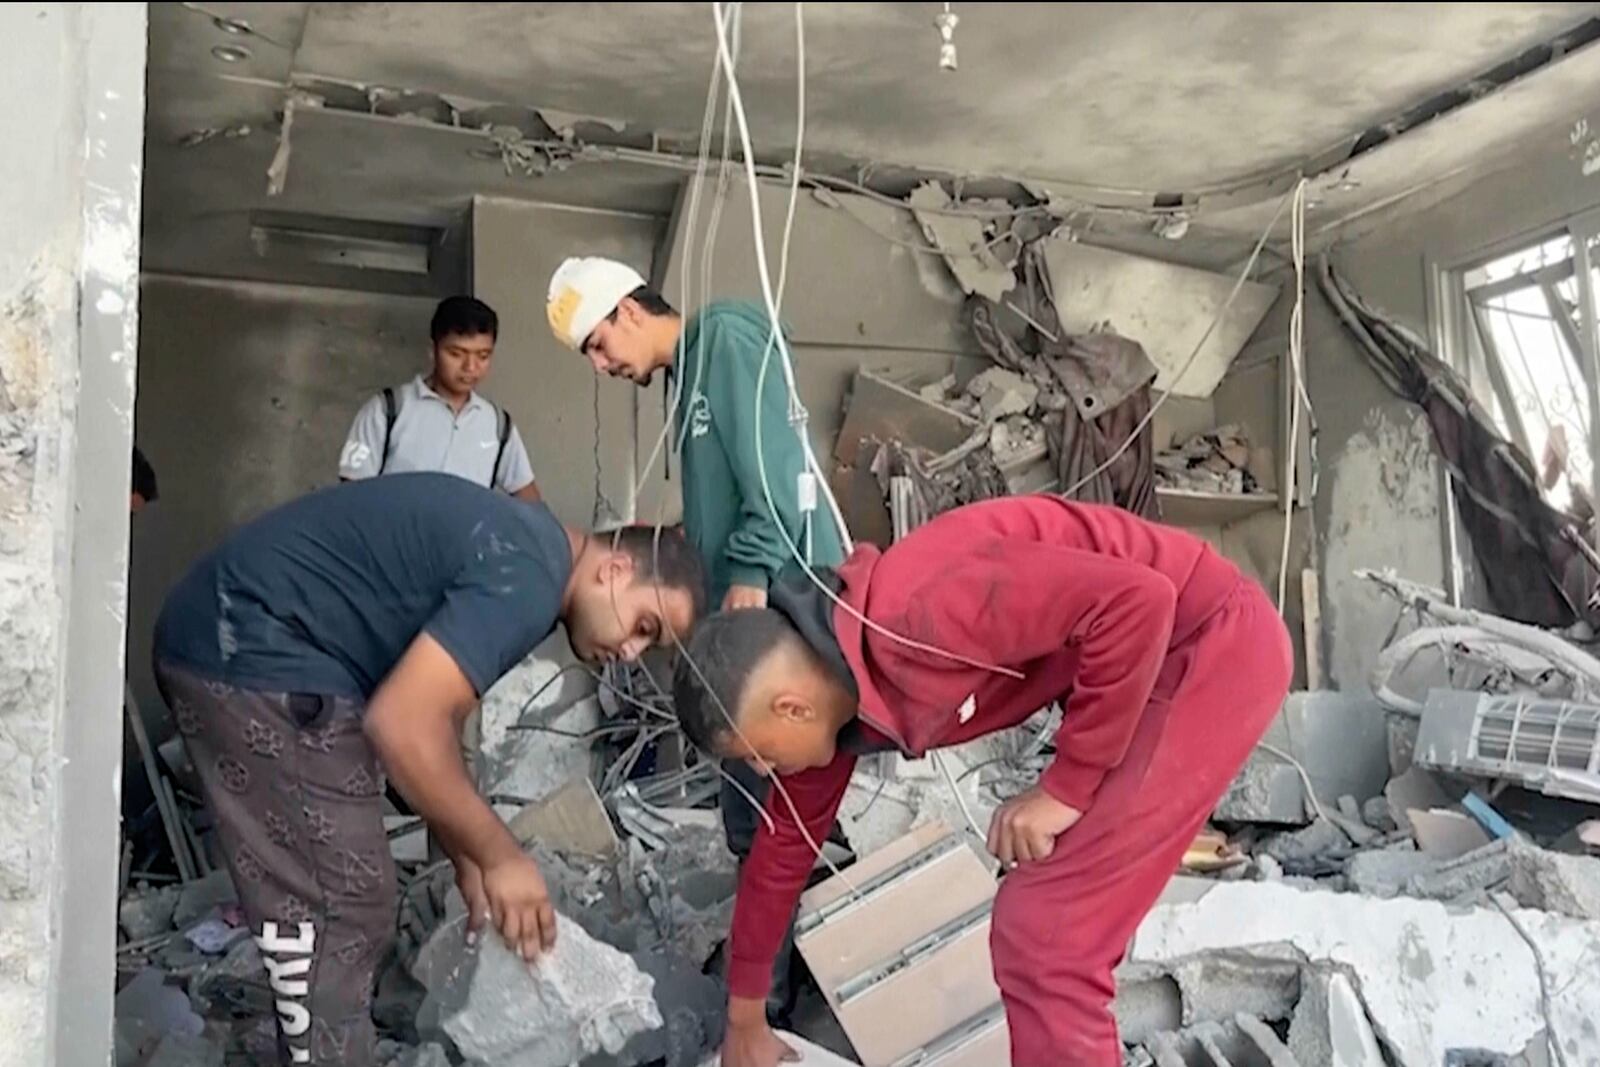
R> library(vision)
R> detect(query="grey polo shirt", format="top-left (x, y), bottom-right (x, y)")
top-left (339, 375), bottom-right (535, 493)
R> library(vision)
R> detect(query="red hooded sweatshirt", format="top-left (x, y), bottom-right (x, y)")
top-left (725, 495), bottom-right (1242, 999)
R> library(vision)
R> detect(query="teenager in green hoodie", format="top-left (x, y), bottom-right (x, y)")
top-left (547, 256), bottom-right (845, 1015)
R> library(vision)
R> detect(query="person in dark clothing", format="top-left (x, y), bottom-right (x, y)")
top-left (153, 473), bottom-right (704, 1067)
top-left (674, 495), bottom-right (1292, 1067)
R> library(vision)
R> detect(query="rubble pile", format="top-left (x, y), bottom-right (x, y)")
top-left (1154, 425), bottom-right (1260, 496)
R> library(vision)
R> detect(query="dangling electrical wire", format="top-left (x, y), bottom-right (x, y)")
top-left (1277, 179), bottom-right (1311, 613)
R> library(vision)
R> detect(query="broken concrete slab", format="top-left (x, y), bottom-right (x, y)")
top-left (1289, 970), bottom-right (1384, 1067)
top-left (1409, 808), bottom-right (1493, 860)
top-left (616, 950), bottom-right (727, 1067)
top-left (1246, 694), bottom-right (1391, 821)
top-left (1131, 880), bottom-right (1600, 1067)
top-left (1217, 755), bottom-right (1309, 826)
top-left (420, 912), bottom-right (661, 1067)
top-left (1504, 839), bottom-right (1600, 921)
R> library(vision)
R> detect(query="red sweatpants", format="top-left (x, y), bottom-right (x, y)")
top-left (990, 576), bottom-right (1293, 1067)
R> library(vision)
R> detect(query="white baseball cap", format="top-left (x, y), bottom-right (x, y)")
top-left (546, 256), bottom-right (649, 350)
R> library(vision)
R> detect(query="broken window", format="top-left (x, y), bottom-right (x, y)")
top-left (1454, 219), bottom-right (1600, 514)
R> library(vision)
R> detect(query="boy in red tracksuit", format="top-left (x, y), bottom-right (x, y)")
top-left (671, 495), bottom-right (1293, 1067)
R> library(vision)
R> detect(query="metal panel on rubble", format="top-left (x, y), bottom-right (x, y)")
top-left (795, 823), bottom-right (1007, 1067)
top-left (1041, 241), bottom-right (1279, 399)
top-left (1415, 688), bottom-right (1600, 802)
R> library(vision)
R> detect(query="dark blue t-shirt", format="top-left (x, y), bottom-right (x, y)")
top-left (154, 472), bottom-right (571, 700)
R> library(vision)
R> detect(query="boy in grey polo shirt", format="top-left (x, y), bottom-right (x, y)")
top-left (339, 296), bottom-right (541, 501)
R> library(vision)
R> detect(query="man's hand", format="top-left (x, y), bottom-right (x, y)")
top-left (987, 787), bottom-right (1083, 867)
top-left (481, 852), bottom-right (558, 962)
top-left (455, 856), bottom-right (491, 947)
top-left (721, 1012), bottom-right (799, 1067)
top-left (723, 584), bottom-right (768, 611)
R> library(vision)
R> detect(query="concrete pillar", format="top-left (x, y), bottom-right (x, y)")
top-left (0, 4), bottom-right (146, 1066)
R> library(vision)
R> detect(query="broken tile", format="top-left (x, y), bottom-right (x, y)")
top-left (1409, 809), bottom-right (1493, 860)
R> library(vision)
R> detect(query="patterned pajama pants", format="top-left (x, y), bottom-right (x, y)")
top-left (155, 661), bottom-right (395, 1067)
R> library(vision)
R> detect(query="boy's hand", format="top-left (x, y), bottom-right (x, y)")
top-left (988, 787), bottom-right (1082, 867)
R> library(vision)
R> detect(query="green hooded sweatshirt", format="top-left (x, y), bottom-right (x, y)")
top-left (674, 301), bottom-right (845, 605)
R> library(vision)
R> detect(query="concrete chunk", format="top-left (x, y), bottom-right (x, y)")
top-left (420, 913), bottom-right (661, 1067)
top-left (119, 885), bottom-right (180, 939)
top-left (1505, 839), bottom-right (1600, 921)
top-left (1218, 756), bottom-right (1309, 826)
top-left (1258, 820), bottom-right (1350, 871)
top-left (1289, 971), bottom-right (1383, 1067)
top-left (1345, 848), bottom-right (1439, 899)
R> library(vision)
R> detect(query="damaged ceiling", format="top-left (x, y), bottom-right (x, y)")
top-left (143, 2), bottom-right (1600, 286)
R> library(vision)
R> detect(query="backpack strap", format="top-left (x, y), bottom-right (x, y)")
top-left (378, 387), bottom-right (398, 474)
top-left (492, 406), bottom-right (513, 489)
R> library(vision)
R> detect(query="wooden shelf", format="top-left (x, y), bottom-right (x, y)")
top-left (1156, 487), bottom-right (1280, 528)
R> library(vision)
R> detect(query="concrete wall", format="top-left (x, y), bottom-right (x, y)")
top-left (470, 198), bottom-right (663, 528)
top-left (0, 5), bottom-right (145, 1065)
top-left (128, 276), bottom-right (436, 718)
top-left (1306, 128), bottom-right (1600, 690)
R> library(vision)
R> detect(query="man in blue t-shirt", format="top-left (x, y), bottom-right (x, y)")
top-left (152, 472), bottom-right (703, 1067)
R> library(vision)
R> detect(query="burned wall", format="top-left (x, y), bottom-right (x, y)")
top-left (0, 5), bottom-right (145, 1065)
top-left (1307, 120), bottom-right (1600, 692)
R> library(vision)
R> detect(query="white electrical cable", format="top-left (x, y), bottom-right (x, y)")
top-left (1277, 179), bottom-right (1309, 613)
top-left (712, 0), bottom-right (1023, 679)
top-left (933, 750), bottom-right (987, 844)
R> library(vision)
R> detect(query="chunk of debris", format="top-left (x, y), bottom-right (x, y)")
top-left (172, 869), bottom-right (237, 929)
top-left (1360, 796), bottom-right (1397, 833)
top-left (1289, 971), bottom-right (1384, 1067)
top-left (1409, 808), bottom-right (1493, 860)
top-left (1345, 847), bottom-right (1439, 899)
top-left (906, 181), bottom-right (1018, 303)
top-left (1257, 819), bottom-right (1350, 874)
top-left (419, 912), bottom-right (662, 1067)
top-left (1504, 839), bottom-right (1600, 921)
top-left (507, 776), bottom-right (619, 856)
top-left (1384, 767), bottom-right (1454, 837)
top-left (1217, 755), bottom-right (1309, 826)
top-left (120, 885), bottom-right (181, 940)
top-left (1155, 425), bottom-right (1258, 495)
top-left (114, 969), bottom-right (206, 1067)
top-left (189, 937), bottom-right (271, 1019)
top-left (966, 367), bottom-right (1038, 422)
